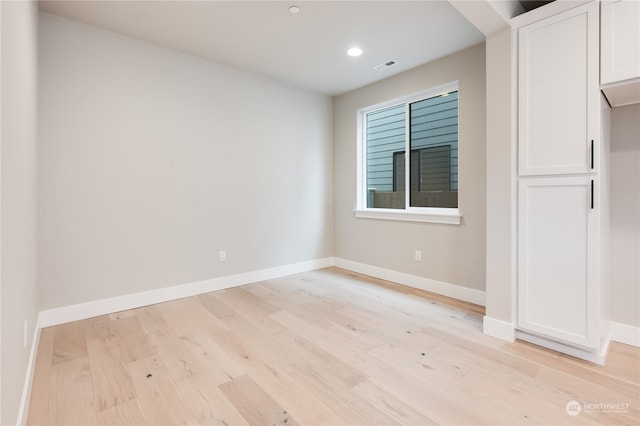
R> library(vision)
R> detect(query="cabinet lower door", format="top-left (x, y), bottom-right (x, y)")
top-left (518, 177), bottom-right (599, 349)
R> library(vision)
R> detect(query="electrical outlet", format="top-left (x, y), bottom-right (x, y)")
top-left (23, 320), bottom-right (28, 348)
top-left (415, 250), bottom-right (422, 261)
top-left (219, 250), bottom-right (227, 262)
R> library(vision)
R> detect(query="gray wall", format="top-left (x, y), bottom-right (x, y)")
top-left (1, 1), bottom-right (40, 424)
top-left (333, 43), bottom-right (486, 291)
top-left (609, 104), bottom-right (640, 327)
top-left (38, 13), bottom-right (334, 310)
top-left (484, 28), bottom-right (514, 324)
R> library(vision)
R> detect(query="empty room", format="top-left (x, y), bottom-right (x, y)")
top-left (2, 0), bottom-right (639, 425)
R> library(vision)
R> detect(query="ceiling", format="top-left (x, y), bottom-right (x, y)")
top-left (39, 1), bottom-right (487, 96)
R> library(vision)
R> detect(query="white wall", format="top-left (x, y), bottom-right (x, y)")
top-left (333, 44), bottom-right (486, 292)
top-left (38, 13), bottom-right (333, 310)
top-left (609, 104), bottom-right (640, 327)
top-left (1, 1), bottom-right (40, 424)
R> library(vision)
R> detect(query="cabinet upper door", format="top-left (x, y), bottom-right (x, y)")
top-left (601, 0), bottom-right (640, 85)
top-left (518, 3), bottom-right (599, 176)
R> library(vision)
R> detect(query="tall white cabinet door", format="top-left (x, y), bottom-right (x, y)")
top-left (518, 177), bottom-right (599, 349)
top-left (518, 3), bottom-right (599, 176)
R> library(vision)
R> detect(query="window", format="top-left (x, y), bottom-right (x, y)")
top-left (356, 82), bottom-right (460, 224)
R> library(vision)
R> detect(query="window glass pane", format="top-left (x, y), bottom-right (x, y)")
top-left (409, 91), bottom-right (458, 208)
top-left (366, 104), bottom-right (405, 209)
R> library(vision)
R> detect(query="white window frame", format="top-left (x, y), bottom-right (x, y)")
top-left (355, 81), bottom-right (461, 225)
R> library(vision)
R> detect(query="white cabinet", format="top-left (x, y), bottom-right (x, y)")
top-left (517, 2), bottom-right (599, 176)
top-left (514, 1), bottom-right (607, 358)
top-left (601, 0), bottom-right (640, 85)
top-left (600, 0), bottom-right (640, 107)
top-left (518, 177), bottom-right (600, 349)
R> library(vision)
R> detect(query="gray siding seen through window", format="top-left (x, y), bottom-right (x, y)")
top-left (365, 91), bottom-right (458, 209)
top-left (410, 92), bottom-right (458, 192)
top-left (366, 104), bottom-right (405, 193)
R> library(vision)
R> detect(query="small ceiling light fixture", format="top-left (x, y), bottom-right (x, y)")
top-left (289, 5), bottom-right (300, 14)
top-left (347, 47), bottom-right (363, 57)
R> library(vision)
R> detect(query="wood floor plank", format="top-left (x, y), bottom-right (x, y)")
top-left (199, 299), bottom-right (338, 424)
top-left (134, 305), bottom-right (170, 335)
top-left (207, 303), bottom-right (313, 377)
top-left (288, 366), bottom-right (402, 426)
top-left (147, 328), bottom-right (206, 383)
top-left (178, 332), bottom-right (245, 386)
top-left (48, 357), bottom-right (97, 426)
top-left (198, 292), bottom-right (237, 320)
top-left (110, 316), bottom-right (156, 362)
top-left (52, 319), bottom-right (88, 364)
top-left (86, 335), bottom-right (137, 411)
top-left (269, 309), bottom-right (330, 343)
top-left (207, 289), bottom-right (286, 334)
top-left (217, 330), bottom-right (337, 425)
top-left (154, 296), bottom-right (228, 336)
top-left (26, 327), bottom-right (55, 426)
top-left (502, 339), bottom-right (640, 396)
top-left (127, 356), bottom-right (196, 426)
top-left (96, 399), bottom-right (146, 426)
top-left (172, 370), bottom-right (249, 426)
top-left (604, 342), bottom-right (640, 385)
top-left (249, 367), bottom-right (336, 425)
top-left (219, 374), bottom-right (299, 426)
top-left (27, 268), bottom-right (640, 426)
top-left (84, 315), bottom-right (113, 340)
top-left (351, 379), bottom-right (437, 425)
top-left (317, 333), bottom-right (487, 424)
top-left (255, 280), bottom-right (345, 326)
top-left (279, 330), bottom-right (368, 389)
top-left (213, 286), bottom-right (281, 317)
top-left (109, 310), bottom-right (135, 320)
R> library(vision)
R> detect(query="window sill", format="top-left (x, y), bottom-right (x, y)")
top-left (353, 208), bottom-right (461, 225)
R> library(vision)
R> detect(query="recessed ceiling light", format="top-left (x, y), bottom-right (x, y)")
top-left (289, 5), bottom-right (300, 14)
top-left (347, 47), bottom-right (363, 57)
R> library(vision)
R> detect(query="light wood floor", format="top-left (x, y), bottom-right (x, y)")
top-left (27, 268), bottom-right (639, 425)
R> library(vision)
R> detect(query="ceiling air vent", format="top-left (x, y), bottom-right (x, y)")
top-left (374, 60), bottom-right (397, 71)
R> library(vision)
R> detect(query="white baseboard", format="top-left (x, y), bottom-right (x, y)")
top-left (610, 321), bottom-right (640, 347)
top-left (37, 254), bottom-right (486, 328)
top-left (38, 257), bottom-right (333, 328)
top-left (483, 316), bottom-right (516, 342)
top-left (332, 257), bottom-right (485, 306)
top-left (515, 330), bottom-right (610, 365)
top-left (16, 315), bottom-right (42, 426)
